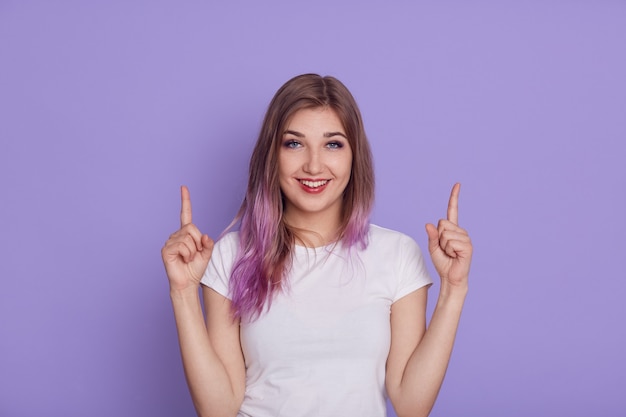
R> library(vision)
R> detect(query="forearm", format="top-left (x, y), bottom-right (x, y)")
top-left (170, 288), bottom-right (240, 417)
top-left (394, 284), bottom-right (467, 417)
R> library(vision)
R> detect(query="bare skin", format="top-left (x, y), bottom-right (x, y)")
top-left (386, 183), bottom-right (472, 417)
top-left (162, 186), bottom-right (245, 417)
top-left (162, 106), bottom-right (472, 417)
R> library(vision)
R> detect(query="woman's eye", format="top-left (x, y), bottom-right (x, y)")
top-left (283, 140), bottom-right (301, 149)
top-left (326, 141), bottom-right (344, 150)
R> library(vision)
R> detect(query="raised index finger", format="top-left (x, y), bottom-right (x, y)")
top-left (180, 185), bottom-right (193, 227)
top-left (447, 183), bottom-right (460, 225)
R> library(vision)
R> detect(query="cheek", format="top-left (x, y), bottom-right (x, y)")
top-left (339, 153), bottom-right (353, 178)
top-left (277, 153), bottom-right (292, 177)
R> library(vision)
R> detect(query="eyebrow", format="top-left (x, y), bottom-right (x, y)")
top-left (283, 130), bottom-right (347, 139)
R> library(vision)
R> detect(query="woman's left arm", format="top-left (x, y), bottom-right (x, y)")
top-left (386, 183), bottom-right (473, 417)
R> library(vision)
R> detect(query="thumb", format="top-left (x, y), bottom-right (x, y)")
top-left (425, 223), bottom-right (440, 253)
top-left (200, 235), bottom-right (214, 261)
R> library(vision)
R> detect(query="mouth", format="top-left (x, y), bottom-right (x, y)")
top-left (298, 179), bottom-right (330, 189)
top-left (297, 179), bottom-right (330, 194)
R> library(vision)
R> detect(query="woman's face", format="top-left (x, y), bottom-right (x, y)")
top-left (278, 107), bottom-right (353, 226)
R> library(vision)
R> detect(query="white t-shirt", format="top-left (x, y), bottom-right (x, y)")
top-left (201, 224), bottom-right (432, 417)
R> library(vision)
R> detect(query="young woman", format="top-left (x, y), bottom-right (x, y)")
top-left (161, 74), bottom-right (473, 417)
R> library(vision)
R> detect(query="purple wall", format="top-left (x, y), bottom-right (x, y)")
top-left (1, 1), bottom-right (624, 416)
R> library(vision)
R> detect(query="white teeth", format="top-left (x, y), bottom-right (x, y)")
top-left (300, 179), bottom-right (328, 188)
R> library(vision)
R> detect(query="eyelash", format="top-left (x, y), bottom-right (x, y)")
top-left (283, 140), bottom-right (301, 149)
top-left (282, 139), bottom-right (345, 149)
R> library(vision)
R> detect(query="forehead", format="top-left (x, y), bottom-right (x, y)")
top-left (284, 107), bottom-right (345, 133)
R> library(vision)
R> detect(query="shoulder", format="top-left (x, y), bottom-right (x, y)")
top-left (368, 224), bottom-right (418, 247)
top-left (367, 224), bottom-right (432, 297)
top-left (212, 231), bottom-right (240, 260)
top-left (365, 224), bottom-right (425, 262)
top-left (215, 230), bottom-right (240, 247)
top-left (202, 231), bottom-right (240, 290)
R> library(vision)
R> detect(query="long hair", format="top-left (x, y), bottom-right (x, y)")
top-left (229, 74), bottom-right (375, 320)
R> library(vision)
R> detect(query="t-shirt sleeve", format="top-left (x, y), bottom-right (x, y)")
top-left (393, 235), bottom-right (433, 303)
top-left (200, 232), bottom-right (239, 300)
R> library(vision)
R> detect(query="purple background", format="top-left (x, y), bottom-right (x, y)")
top-left (1, 1), bottom-right (625, 416)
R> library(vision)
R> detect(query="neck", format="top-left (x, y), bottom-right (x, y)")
top-left (283, 210), bottom-right (342, 248)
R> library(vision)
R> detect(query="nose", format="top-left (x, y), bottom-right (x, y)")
top-left (303, 148), bottom-right (322, 175)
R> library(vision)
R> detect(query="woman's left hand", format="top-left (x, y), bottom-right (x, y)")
top-left (425, 183), bottom-right (473, 289)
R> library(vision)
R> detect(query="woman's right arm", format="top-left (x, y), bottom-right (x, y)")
top-left (162, 186), bottom-right (245, 417)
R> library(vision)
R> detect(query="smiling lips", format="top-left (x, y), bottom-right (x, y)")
top-left (298, 179), bottom-right (330, 194)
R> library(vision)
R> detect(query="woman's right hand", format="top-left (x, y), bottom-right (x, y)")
top-left (161, 186), bottom-right (214, 292)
